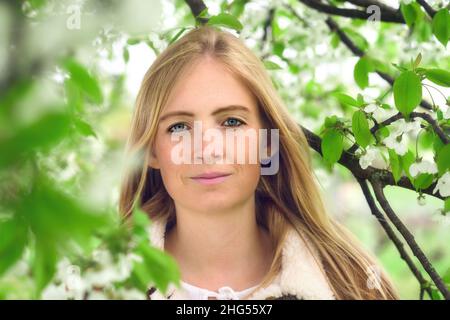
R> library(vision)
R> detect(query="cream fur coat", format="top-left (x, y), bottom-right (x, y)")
top-left (146, 216), bottom-right (336, 300)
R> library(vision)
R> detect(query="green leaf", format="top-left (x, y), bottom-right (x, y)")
top-left (445, 199), bottom-right (450, 214)
top-left (0, 215), bottom-right (28, 276)
top-left (400, 150), bottom-right (415, 183)
top-left (18, 178), bottom-right (109, 253)
top-left (352, 110), bottom-right (373, 148)
top-left (33, 240), bottom-right (57, 297)
top-left (414, 18), bottom-right (433, 42)
top-left (414, 173), bottom-right (434, 190)
top-left (334, 93), bottom-right (361, 107)
top-left (437, 144), bottom-right (450, 176)
top-left (127, 38), bottom-right (141, 45)
top-left (168, 27), bottom-right (188, 45)
top-left (65, 79), bottom-right (84, 113)
top-left (0, 112), bottom-right (71, 168)
top-left (413, 52), bottom-right (422, 69)
top-left (229, 0), bottom-right (247, 18)
top-left (424, 69), bottom-right (450, 87)
top-left (354, 56), bottom-right (372, 89)
top-left (273, 41), bottom-right (285, 58)
top-left (28, 0), bottom-right (46, 10)
top-left (207, 13), bottom-right (243, 31)
top-left (432, 8), bottom-right (450, 47)
top-left (63, 59), bottom-right (103, 104)
top-left (388, 149), bottom-right (402, 183)
top-left (123, 47), bottom-right (130, 63)
top-left (263, 60), bottom-right (282, 70)
top-left (400, 3), bottom-right (418, 27)
top-left (431, 288), bottom-right (443, 300)
top-left (131, 242), bottom-right (180, 294)
top-left (433, 132), bottom-right (445, 155)
top-left (324, 115), bottom-right (339, 128)
top-left (393, 71), bottom-right (422, 117)
top-left (375, 125), bottom-right (390, 140)
top-left (342, 28), bottom-right (368, 51)
top-left (197, 8), bottom-right (209, 19)
top-left (321, 129), bottom-right (344, 166)
top-left (74, 118), bottom-right (97, 138)
top-left (330, 32), bottom-right (339, 48)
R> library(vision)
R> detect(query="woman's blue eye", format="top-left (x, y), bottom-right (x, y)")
top-left (168, 123), bottom-right (189, 133)
top-left (223, 117), bottom-right (244, 127)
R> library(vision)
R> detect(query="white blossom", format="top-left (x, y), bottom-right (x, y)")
top-left (440, 105), bottom-right (450, 120)
top-left (42, 259), bottom-right (84, 300)
top-left (409, 159), bottom-right (438, 177)
top-left (433, 171), bottom-right (450, 197)
top-left (356, 146), bottom-right (388, 169)
top-left (363, 104), bottom-right (397, 122)
top-left (42, 284), bottom-right (68, 300)
top-left (83, 250), bottom-right (133, 288)
top-left (383, 133), bottom-right (409, 155)
top-left (382, 118), bottom-right (422, 155)
top-left (393, 118), bottom-right (422, 136)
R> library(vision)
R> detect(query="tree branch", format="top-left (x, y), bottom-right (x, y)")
top-left (259, 7), bottom-right (276, 60)
top-left (297, 0), bottom-right (405, 23)
top-left (348, 111), bottom-right (448, 156)
top-left (185, 0), bottom-right (208, 24)
top-left (371, 179), bottom-right (450, 299)
top-left (346, 0), bottom-right (399, 12)
top-left (324, 17), bottom-right (433, 111)
top-left (356, 177), bottom-right (433, 299)
top-left (416, 0), bottom-right (437, 18)
top-left (411, 112), bottom-right (449, 144)
top-left (301, 125), bottom-right (443, 200)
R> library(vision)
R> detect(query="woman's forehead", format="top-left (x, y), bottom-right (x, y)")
top-left (163, 58), bottom-right (259, 115)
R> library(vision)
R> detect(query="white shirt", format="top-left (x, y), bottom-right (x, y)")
top-left (180, 281), bottom-right (260, 300)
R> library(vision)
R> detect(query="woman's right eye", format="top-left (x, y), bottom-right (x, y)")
top-left (168, 123), bottom-right (189, 133)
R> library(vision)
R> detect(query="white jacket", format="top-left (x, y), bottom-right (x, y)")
top-left (146, 216), bottom-right (335, 300)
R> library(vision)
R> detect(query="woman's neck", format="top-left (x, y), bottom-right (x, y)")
top-left (164, 197), bottom-right (274, 292)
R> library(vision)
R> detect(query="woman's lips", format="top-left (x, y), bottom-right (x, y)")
top-left (190, 172), bottom-right (232, 185)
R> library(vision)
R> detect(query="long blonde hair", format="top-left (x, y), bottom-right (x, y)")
top-left (119, 25), bottom-right (398, 300)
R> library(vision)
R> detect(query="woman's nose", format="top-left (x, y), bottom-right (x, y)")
top-left (192, 120), bottom-right (225, 164)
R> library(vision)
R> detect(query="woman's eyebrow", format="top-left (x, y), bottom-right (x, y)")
top-left (159, 111), bottom-right (194, 122)
top-left (160, 105), bottom-right (250, 122)
top-left (211, 105), bottom-right (250, 116)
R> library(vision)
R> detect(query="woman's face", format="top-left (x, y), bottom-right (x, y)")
top-left (149, 56), bottom-right (264, 214)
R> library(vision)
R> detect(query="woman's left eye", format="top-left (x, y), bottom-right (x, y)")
top-left (223, 117), bottom-right (244, 127)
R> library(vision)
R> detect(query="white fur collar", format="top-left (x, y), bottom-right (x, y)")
top-left (146, 216), bottom-right (335, 300)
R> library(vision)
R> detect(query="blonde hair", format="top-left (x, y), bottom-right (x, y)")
top-left (119, 25), bottom-right (398, 300)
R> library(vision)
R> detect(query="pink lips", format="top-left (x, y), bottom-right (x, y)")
top-left (190, 172), bottom-right (232, 185)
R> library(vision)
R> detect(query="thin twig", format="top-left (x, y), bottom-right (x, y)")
top-left (357, 177), bottom-right (433, 299)
top-left (347, 110), bottom-right (448, 154)
top-left (416, 0), bottom-right (437, 18)
top-left (323, 17), bottom-right (433, 111)
top-left (297, 0), bottom-right (405, 23)
top-left (411, 112), bottom-right (449, 144)
top-left (371, 179), bottom-right (450, 299)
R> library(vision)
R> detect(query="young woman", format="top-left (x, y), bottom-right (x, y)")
top-left (119, 25), bottom-right (398, 300)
